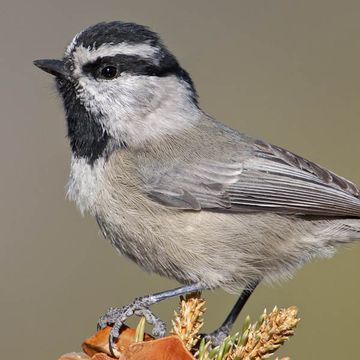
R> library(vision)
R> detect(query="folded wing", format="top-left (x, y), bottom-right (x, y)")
top-left (146, 138), bottom-right (360, 217)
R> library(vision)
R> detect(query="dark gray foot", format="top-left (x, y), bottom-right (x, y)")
top-left (203, 281), bottom-right (260, 348)
top-left (96, 284), bottom-right (206, 356)
top-left (204, 326), bottom-right (230, 347)
top-left (97, 297), bottom-right (166, 354)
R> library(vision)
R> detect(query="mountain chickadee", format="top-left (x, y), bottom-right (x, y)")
top-left (34, 21), bottom-right (360, 350)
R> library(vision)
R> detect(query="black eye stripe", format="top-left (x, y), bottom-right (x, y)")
top-left (80, 52), bottom-right (198, 104)
top-left (82, 54), bottom-right (165, 78)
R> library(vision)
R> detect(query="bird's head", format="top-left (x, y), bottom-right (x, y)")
top-left (34, 21), bottom-right (199, 163)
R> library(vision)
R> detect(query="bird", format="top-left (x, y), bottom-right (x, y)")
top-left (34, 21), bottom-right (360, 351)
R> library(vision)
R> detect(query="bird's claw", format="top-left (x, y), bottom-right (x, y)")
top-left (97, 297), bottom-right (167, 356)
top-left (202, 326), bottom-right (230, 348)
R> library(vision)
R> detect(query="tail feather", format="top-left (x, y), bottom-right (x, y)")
top-left (316, 219), bottom-right (360, 248)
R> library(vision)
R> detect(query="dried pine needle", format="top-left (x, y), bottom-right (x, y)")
top-left (172, 295), bottom-right (299, 360)
top-left (134, 316), bottom-right (146, 343)
top-left (171, 292), bottom-right (206, 350)
top-left (231, 306), bottom-right (300, 360)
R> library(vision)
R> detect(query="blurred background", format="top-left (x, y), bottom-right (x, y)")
top-left (1, 1), bottom-right (360, 358)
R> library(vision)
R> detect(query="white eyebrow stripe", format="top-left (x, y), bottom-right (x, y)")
top-left (65, 30), bottom-right (83, 57)
top-left (71, 42), bottom-right (160, 72)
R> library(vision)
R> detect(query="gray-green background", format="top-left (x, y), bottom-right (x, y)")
top-left (1, 1), bottom-right (360, 359)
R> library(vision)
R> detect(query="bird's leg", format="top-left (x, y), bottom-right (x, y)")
top-left (97, 283), bottom-right (207, 354)
top-left (205, 280), bottom-right (260, 346)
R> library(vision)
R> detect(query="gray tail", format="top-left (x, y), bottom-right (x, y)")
top-left (318, 219), bottom-right (360, 248)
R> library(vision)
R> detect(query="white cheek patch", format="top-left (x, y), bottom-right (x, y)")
top-left (76, 75), bottom-right (200, 147)
top-left (71, 42), bottom-right (160, 76)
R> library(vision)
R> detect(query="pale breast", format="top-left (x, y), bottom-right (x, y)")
top-left (66, 156), bottom-right (106, 214)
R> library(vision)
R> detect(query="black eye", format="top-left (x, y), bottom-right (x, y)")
top-left (100, 65), bottom-right (118, 80)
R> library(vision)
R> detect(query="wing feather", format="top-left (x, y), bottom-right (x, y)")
top-left (145, 139), bottom-right (360, 217)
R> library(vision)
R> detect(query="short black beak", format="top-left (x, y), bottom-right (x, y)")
top-left (33, 59), bottom-right (67, 77)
